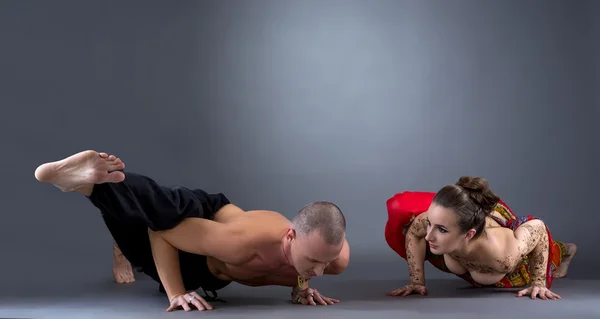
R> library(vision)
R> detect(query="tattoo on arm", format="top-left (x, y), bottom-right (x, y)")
top-left (405, 216), bottom-right (428, 285)
top-left (516, 220), bottom-right (549, 287)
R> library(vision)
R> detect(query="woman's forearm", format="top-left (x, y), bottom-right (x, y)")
top-left (405, 231), bottom-right (427, 285)
top-left (526, 227), bottom-right (550, 287)
top-left (405, 216), bottom-right (428, 285)
top-left (148, 229), bottom-right (187, 300)
top-left (515, 219), bottom-right (550, 288)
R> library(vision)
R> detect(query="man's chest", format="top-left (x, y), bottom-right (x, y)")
top-left (217, 255), bottom-right (299, 286)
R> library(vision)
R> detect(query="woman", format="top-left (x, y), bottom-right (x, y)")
top-left (384, 176), bottom-right (577, 300)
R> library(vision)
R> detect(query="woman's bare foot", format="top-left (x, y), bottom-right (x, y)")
top-left (554, 243), bottom-right (577, 278)
top-left (113, 243), bottom-right (135, 284)
top-left (34, 150), bottom-right (126, 192)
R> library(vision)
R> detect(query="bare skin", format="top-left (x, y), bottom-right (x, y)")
top-left (388, 204), bottom-right (576, 300)
top-left (34, 150), bottom-right (126, 192)
top-left (34, 151), bottom-right (133, 284)
top-left (35, 150), bottom-right (350, 311)
top-left (113, 242), bottom-right (135, 284)
top-left (553, 243), bottom-right (577, 278)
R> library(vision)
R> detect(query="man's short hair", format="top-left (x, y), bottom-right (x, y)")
top-left (290, 201), bottom-right (346, 246)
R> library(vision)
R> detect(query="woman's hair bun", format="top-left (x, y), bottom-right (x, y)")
top-left (456, 176), bottom-right (499, 214)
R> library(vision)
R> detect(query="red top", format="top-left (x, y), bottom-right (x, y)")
top-left (384, 191), bottom-right (435, 260)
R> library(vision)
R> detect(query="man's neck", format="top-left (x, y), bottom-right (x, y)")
top-left (279, 236), bottom-right (294, 267)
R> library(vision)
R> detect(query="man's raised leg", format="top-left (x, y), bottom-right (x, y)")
top-left (35, 150), bottom-right (132, 284)
top-left (34, 149), bottom-right (223, 290)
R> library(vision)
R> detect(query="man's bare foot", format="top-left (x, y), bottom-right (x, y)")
top-left (34, 150), bottom-right (126, 192)
top-left (113, 244), bottom-right (135, 284)
top-left (554, 243), bottom-right (577, 278)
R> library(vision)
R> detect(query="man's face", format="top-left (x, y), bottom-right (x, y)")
top-left (424, 203), bottom-right (473, 255)
top-left (288, 230), bottom-right (343, 280)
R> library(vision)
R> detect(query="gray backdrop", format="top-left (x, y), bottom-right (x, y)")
top-left (1, 0), bottom-right (598, 290)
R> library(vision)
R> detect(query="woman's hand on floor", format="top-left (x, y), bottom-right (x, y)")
top-left (517, 284), bottom-right (561, 300)
top-left (387, 283), bottom-right (428, 296)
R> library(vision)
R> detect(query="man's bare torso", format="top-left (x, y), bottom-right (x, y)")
top-left (205, 205), bottom-right (301, 287)
top-left (442, 211), bottom-right (525, 285)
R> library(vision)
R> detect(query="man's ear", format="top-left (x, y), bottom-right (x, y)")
top-left (286, 227), bottom-right (296, 240)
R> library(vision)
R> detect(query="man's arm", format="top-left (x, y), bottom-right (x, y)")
top-left (288, 239), bottom-right (350, 304)
top-left (324, 238), bottom-right (350, 275)
top-left (148, 218), bottom-right (248, 301)
top-left (154, 217), bottom-right (248, 264)
top-left (292, 238), bottom-right (349, 295)
top-left (148, 229), bottom-right (187, 301)
top-left (515, 219), bottom-right (550, 287)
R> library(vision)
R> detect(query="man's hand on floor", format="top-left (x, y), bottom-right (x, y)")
top-left (167, 292), bottom-right (214, 312)
top-left (292, 287), bottom-right (339, 306)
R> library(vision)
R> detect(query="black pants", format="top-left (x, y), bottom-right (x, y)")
top-left (87, 171), bottom-right (232, 297)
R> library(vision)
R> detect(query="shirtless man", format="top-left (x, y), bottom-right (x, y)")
top-left (384, 176), bottom-right (576, 300)
top-left (34, 150), bottom-right (350, 312)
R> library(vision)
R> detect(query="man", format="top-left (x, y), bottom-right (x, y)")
top-left (34, 150), bottom-right (350, 312)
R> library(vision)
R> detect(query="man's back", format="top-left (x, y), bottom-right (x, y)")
top-left (156, 207), bottom-right (300, 286)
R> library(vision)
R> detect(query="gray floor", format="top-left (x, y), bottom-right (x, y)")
top-left (0, 276), bottom-right (597, 319)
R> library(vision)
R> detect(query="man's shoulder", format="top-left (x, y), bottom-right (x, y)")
top-left (238, 209), bottom-right (292, 225)
top-left (234, 210), bottom-right (291, 242)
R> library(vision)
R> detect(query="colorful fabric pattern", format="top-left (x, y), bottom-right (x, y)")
top-left (384, 191), bottom-right (565, 289)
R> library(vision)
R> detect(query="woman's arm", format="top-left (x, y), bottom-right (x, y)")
top-left (514, 219), bottom-right (550, 287)
top-left (405, 214), bottom-right (429, 285)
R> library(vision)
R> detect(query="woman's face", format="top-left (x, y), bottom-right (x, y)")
top-left (424, 203), bottom-right (473, 255)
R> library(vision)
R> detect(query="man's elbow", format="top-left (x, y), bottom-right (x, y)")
top-left (327, 244), bottom-right (350, 275)
top-left (327, 256), bottom-right (349, 275)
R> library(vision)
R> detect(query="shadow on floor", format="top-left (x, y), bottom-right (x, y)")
top-left (1, 276), bottom-right (598, 319)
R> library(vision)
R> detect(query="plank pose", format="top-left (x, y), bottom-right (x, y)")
top-left (34, 150), bottom-right (350, 312)
top-left (384, 176), bottom-right (576, 300)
